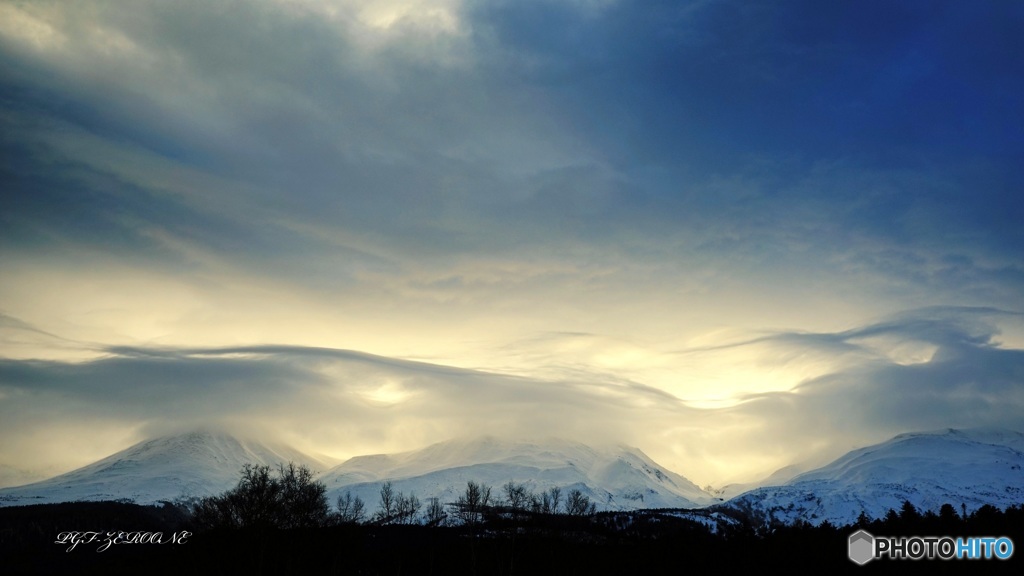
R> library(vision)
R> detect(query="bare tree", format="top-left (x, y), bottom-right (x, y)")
top-left (335, 491), bottom-right (365, 524)
top-left (191, 489), bottom-right (239, 530)
top-left (452, 480), bottom-right (491, 526)
top-left (396, 491), bottom-right (421, 525)
top-left (277, 462), bottom-right (330, 528)
top-left (425, 497), bottom-right (447, 527)
top-left (452, 480), bottom-right (492, 574)
top-left (191, 462), bottom-right (330, 530)
top-left (231, 464), bottom-right (281, 528)
top-left (371, 482), bottom-right (422, 525)
top-left (529, 493), bottom-right (543, 514)
top-left (547, 486), bottom-right (562, 514)
top-left (532, 486), bottom-right (562, 515)
top-left (565, 488), bottom-right (596, 516)
top-left (502, 481), bottom-right (532, 523)
top-left (374, 481), bottom-right (397, 524)
top-left (503, 481), bottom-right (530, 512)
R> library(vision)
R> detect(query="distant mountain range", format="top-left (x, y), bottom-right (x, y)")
top-left (2, 428), bottom-right (1022, 527)
top-left (319, 436), bottom-right (716, 511)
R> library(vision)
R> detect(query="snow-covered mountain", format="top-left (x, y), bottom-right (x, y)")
top-left (721, 428), bottom-right (1024, 526)
top-left (0, 429), bottom-right (332, 507)
top-left (709, 464), bottom-right (805, 501)
top-left (5, 427), bottom-right (1020, 525)
top-left (321, 436), bottom-right (716, 512)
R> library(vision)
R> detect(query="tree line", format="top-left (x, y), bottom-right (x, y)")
top-left (188, 462), bottom-right (1024, 550)
top-left (191, 463), bottom-right (597, 531)
top-left (4, 468), bottom-right (1022, 574)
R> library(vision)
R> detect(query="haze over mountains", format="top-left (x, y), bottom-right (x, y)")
top-left (2, 428), bottom-right (1022, 527)
top-left (319, 436), bottom-right (716, 511)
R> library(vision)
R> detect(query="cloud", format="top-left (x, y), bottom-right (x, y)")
top-left (2, 0), bottom-right (1020, 306)
top-left (1, 307), bottom-right (1021, 486)
top-left (0, 2), bottom-right (1021, 486)
top-left (717, 307), bottom-right (1024, 468)
top-left (0, 337), bottom-right (698, 474)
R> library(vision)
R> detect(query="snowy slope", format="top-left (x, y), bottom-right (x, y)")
top-left (8, 427), bottom-right (1017, 522)
top-left (710, 464), bottom-right (805, 501)
top-left (0, 430), bottom-right (331, 507)
top-left (722, 428), bottom-right (1024, 526)
top-left (321, 436), bottom-right (715, 513)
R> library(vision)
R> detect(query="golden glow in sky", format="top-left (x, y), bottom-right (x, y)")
top-left (1, 0), bottom-right (1022, 489)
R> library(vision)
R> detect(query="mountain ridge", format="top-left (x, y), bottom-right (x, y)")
top-left (320, 435), bottom-right (715, 512)
top-left (720, 427), bottom-right (1024, 526)
top-left (0, 429), bottom-right (331, 507)
top-left (3, 427), bottom-right (1022, 525)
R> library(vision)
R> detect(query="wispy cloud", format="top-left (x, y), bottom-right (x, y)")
top-left (1, 308), bottom-right (1021, 485)
top-left (0, 1), bottom-right (1021, 485)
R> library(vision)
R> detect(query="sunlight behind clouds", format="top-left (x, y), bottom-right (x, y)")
top-left (1, 0), bottom-right (1021, 487)
top-left (0, 3), bottom-right (65, 53)
top-left (275, 0), bottom-right (466, 31)
top-left (355, 0), bottom-right (464, 33)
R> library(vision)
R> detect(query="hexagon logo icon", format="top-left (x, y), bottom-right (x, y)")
top-left (848, 529), bottom-right (875, 565)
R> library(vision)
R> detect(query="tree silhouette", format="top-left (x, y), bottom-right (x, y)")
top-left (547, 486), bottom-right (562, 514)
top-left (424, 497), bottom-right (447, 527)
top-left (503, 481), bottom-right (531, 521)
top-left (452, 480), bottom-right (492, 526)
top-left (373, 482), bottom-right (421, 525)
top-left (565, 488), bottom-right (596, 516)
top-left (231, 464), bottom-right (280, 528)
top-left (277, 462), bottom-right (331, 528)
top-left (537, 486), bottom-right (562, 514)
top-left (395, 491), bottom-right (421, 525)
top-left (374, 481), bottom-right (397, 524)
top-left (191, 462), bottom-right (330, 530)
top-left (335, 490), bottom-right (366, 524)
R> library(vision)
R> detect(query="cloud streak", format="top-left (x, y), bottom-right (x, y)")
top-left (1, 308), bottom-right (1021, 485)
top-left (0, 1), bottom-right (1021, 486)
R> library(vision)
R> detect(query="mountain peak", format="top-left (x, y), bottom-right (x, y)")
top-left (722, 427), bottom-right (1024, 526)
top-left (321, 435), bottom-right (715, 512)
top-left (0, 429), bottom-right (327, 507)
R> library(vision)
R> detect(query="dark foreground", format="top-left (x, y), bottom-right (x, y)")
top-left (1, 501), bottom-right (1021, 575)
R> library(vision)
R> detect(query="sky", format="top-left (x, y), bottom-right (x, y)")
top-left (1, 0), bottom-right (1023, 487)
